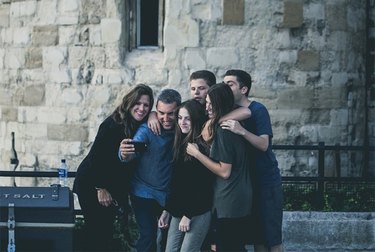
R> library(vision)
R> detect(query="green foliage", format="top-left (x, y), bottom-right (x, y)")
top-left (283, 184), bottom-right (318, 211)
top-left (73, 213), bottom-right (139, 251)
top-left (113, 213), bottom-right (139, 251)
top-left (283, 183), bottom-right (375, 212)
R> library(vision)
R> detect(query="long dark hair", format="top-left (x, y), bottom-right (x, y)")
top-left (173, 99), bottom-right (208, 162)
top-left (112, 84), bottom-right (154, 138)
top-left (207, 83), bottom-right (234, 140)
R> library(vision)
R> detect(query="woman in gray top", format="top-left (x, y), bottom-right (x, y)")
top-left (187, 83), bottom-right (252, 252)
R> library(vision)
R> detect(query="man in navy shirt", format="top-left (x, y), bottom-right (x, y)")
top-left (120, 89), bottom-right (181, 252)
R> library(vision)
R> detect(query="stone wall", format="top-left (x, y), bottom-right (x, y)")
top-left (0, 0), bottom-right (373, 186)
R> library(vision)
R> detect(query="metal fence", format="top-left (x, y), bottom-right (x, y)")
top-left (1, 142), bottom-right (374, 212)
top-left (274, 142), bottom-right (375, 211)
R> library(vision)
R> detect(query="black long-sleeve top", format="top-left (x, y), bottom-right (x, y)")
top-left (73, 116), bottom-right (136, 205)
top-left (166, 144), bottom-right (214, 219)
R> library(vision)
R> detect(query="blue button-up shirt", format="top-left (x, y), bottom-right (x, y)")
top-left (128, 123), bottom-right (174, 207)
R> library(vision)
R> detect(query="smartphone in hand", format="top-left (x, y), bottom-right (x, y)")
top-left (131, 141), bottom-right (147, 152)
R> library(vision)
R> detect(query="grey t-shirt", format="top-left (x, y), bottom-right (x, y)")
top-left (210, 126), bottom-right (252, 218)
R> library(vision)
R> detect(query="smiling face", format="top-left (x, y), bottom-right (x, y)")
top-left (178, 107), bottom-right (191, 134)
top-left (156, 101), bottom-right (177, 130)
top-left (190, 79), bottom-right (210, 105)
top-left (130, 94), bottom-right (151, 121)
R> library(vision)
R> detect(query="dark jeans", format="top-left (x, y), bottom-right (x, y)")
top-left (77, 188), bottom-right (119, 251)
top-left (131, 195), bottom-right (164, 252)
top-left (215, 215), bottom-right (249, 252)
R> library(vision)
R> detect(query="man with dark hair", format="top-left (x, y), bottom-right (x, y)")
top-left (221, 69), bottom-right (283, 252)
top-left (119, 89), bottom-right (182, 252)
top-left (189, 70), bottom-right (216, 105)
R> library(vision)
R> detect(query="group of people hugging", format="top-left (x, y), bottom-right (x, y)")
top-left (73, 69), bottom-right (283, 252)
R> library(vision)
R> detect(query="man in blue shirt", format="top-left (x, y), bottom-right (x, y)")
top-left (120, 89), bottom-right (181, 252)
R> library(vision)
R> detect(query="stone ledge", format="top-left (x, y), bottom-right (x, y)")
top-left (282, 211), bottom-right (375, 251)
top-left (245, 211), bottom-right (375, 251)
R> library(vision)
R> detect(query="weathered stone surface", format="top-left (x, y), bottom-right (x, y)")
top-left (326, 1), bottom-right (347, 31)
top-left (207, 47), bottom-right (238, 67)
top-left (184, 49), bottom-right (206, 70)
top-left (25, 47), bottom-right (42, 69)
top-left (0, 49), bottom-right (4, 69)
top-left (283, 0), bottom-right (303, 28)
top-left (297, 50), bottom-right (320, 71)
top-left (32, 25), bottom-right (58, 46)
top-left (47, 124), bottom-right (88, 142)
top-left (164, 18), bottom-right (199, 47)
top-left (5, 48), bottom-right (25, 69)
top-left (22, 85), bottom-right (45, 106)
top-left (282, 212), bottom-right (375, 251)
top-left (1, 107), bottom-right (17, 121)
top-left (0, 5), bottom-right (10, 27)
top-left (0, 0), bottom-right (372, 181)
top-left (276, 88), bottom-right (314, 109)
top-left (13, 26), bottom-right (30, 45)
top-left (43, 47), bottom-right (67, 70)
top-left (101, 18), bottom-right (122, 44)
top-left (223, 0), bottom-right (244, 25)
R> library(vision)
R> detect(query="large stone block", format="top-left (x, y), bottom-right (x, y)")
top-left (17, 106), bottom-right (37, 123)
top-left (276, 88), bottom-right (314, 109)
top-left (13, 26), bottom-right (30, 45)
top-left (222, 0), bottom-right (244, 25)
top-left (59, 26), bottom-right (77, 45)
top-left (9, 0), bottom-right (37, 18)
top-left (315, 86), bottom-right (346, 109)
top-left (164, 18), bottom-right (199, 47)
top-left (207, 47), bottom-right (238, 67)
top-left (37, 107), bottom-right (66, 124)
top-left (101, 18), bottom-right (122, 44)
top-left (304, 2), bottom-right (325, 20)
top-left (32, 25), bottom-right (58, 46)
top-left (184, 49), bottom-right (206, 70)
top-left (297, 50), bottom-right (320, 71)
top-left (25, 47), bottom-right (42, 69)
top-left (326, 1), bottom-right (347, 31)
top-left (283, 212), bottom-right (375, 250)
top-left (43, 47), bottom-right (67, 70)
top-left (283, 0), bottom-right (303, 28)
top-left (1, 107), bottom-right (17, 121)
top-left (0, 5), bottom-right (10, 27)
top-left (21, 85), bottom-right (45, 106)
top-left (34, 0), bottom-right (57, 25)
top-left (5, 48), bottom-right (25, 69)
top-left (47, 124), bottom-right (88, 142)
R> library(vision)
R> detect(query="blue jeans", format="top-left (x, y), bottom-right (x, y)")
top-left (131, 195), bottom-right (164, 252)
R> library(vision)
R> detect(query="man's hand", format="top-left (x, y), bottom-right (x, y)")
top-left (147, 111), bottom-right (161, 135)
top-left (220, 120), bottom-right (246, 136)
top-left (179, 216), bottom-right (191, 232)
top-left (119, 139), bottom-right (135, 161)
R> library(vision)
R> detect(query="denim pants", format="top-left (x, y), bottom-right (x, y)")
top-left (166, 211), bottom-right (211, 252)
top-left (131, 195), bottom-right (164, 252)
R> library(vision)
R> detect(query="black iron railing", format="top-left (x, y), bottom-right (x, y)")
top-left (1, 142), bottom-right (374, 211)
